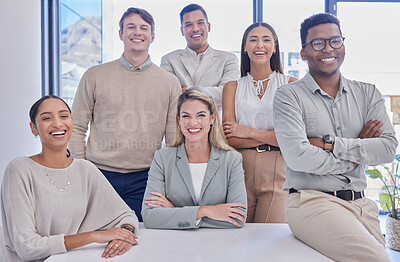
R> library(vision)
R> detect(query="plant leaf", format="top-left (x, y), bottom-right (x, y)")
top-left (379, 193), bottom-right (392, 212)
top-left (366, 169), bottom-right (382, 179)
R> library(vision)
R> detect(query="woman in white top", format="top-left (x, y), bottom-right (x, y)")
top-left (1, 96), bottom-right (139, 262)
top-left (222, 23), bottom-right (297, 223)
top-left (142, 88), bottom-right (247, 229)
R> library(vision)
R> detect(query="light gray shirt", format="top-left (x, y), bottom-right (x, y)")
top-left (273, 73), bottom-right (398, 192)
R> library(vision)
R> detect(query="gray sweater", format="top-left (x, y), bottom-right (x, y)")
top-left (1, 157), bottom-right (139, 262)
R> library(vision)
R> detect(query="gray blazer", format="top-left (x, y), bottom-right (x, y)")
top-left (160, 47), bottom-right (239, 113)
top-left (142, 144), bottom-right (247, 229)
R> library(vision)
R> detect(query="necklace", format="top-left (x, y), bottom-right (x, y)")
top-left (252, 76), bottom-right (270, 97)
top-left (44, 168), bottom-right (71, 192)
top-left (38, 155), bottom-right (71, 192)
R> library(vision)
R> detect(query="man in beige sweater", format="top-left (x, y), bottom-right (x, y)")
top-left (69, 7), bottom-right (181, 221)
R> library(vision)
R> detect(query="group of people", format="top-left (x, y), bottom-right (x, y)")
top-left (1, 3), bottom-right (398, 262)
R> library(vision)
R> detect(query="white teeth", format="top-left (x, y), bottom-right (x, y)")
top-left (188, 129), bottom-right (201, 133)
top-left (51, 131), bottom-right (66, 135)
top-left (255, 52), bottom-right (265, 55)
top-left (321, 57), bottom-right (335, 62)
top-left (192, 34), bottom-right (201, 38)
top-left (131, 39), bottom-right (143, 42)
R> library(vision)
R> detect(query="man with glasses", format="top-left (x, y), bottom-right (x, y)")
top-left (273, 13), bottom-right (396, 261)
top-left (160, 3), bottom-right (239, 117)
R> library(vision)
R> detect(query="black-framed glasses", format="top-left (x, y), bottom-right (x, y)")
top-left (302, 36), bottom-right (345, 51)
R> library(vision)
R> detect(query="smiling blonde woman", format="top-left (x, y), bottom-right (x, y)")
top-left (142, 88), bottom-right (247, 229)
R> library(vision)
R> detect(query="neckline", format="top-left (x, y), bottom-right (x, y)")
top-left (26, 156), bottom-right (75, 171)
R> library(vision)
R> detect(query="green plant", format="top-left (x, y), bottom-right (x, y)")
top-left (366, 154), bottom-right (400, 220)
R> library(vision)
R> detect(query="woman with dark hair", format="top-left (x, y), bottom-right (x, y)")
top-left (142, 88), bottom-right (247, 229)
top-left (1, 95), bottom-right (139, 261)
top-left (222, 23), bottom-right (297, 223)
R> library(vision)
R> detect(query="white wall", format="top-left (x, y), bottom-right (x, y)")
top-left (0, 0), bottom-right (42, 182)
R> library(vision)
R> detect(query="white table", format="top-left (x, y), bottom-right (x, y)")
top-left (46, 223), bottom-right (333, 262)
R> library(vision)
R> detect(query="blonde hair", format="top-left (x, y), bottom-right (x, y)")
top-left (171, 88), bottom-right (233, 151)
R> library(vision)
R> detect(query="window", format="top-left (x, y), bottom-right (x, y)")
top-left (60, 0), bottom-right (102, 106)
top-left (263, 0), bottom-right (324, 78)
top-left (335, 1), bottom-right (400, 207)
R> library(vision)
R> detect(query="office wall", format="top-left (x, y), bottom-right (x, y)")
top-left (0, 0), bottom-right (42, 182)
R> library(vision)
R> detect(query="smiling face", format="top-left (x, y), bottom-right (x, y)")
top-left (180, 10), bottom-right (210, 54)
top-left (301, 23), bottom-right (345, 79)
top-left (245, 26), bottom-right (276, 67)
top-left (119, 13), bottom-right (154, 54)
top-left (178, 99), bottom-right (215, 144)
top-left (30, 99), bottom-right (72, 151)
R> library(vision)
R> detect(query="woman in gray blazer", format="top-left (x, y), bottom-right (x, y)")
top-left (142, 88), bottom-right (247, 229)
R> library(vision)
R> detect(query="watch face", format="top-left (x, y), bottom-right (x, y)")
top-left (323, 134), bottom-right (334, 144)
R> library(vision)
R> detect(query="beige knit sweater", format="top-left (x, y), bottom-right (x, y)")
top-left (69, 60), bottom-right (181, 173)
top-left (1, 157), bottom-right (139, 262)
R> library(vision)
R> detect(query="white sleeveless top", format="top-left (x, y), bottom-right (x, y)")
top-left (235, 71), bottom-right (290, 130)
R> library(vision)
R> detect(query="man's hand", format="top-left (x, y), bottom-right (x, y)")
top-left (358, 118), bottom-right (383, 139)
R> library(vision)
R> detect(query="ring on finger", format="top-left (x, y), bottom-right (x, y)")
top-left (161, 201), bottom-right (164, 206)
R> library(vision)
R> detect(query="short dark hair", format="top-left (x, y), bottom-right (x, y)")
top-left (240, 22), bottom-right (283, 77)
top-left (29, 95), bottom-right (71, 126)
top-left (300, 13), bottom-right (342, 46)
top-left (119, 7), bottom-right (155, 34)
top-left (179, 4), bottom-right (208, 24)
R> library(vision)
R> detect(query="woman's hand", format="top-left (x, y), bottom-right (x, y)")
top-left (92, 227), bottom-right (138, 245)
top-left (198, 203), bottom-right (247, 227)
top-left (223, 122), bottom-right (250, 139)
top-left (102, 239), bottom-right (134, 258)
top-left (145, 192), bottom-right (174, 208)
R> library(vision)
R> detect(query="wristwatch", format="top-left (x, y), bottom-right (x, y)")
top-left (121, 224), bottom-right (135, 234)
top-left (323, 134), bottom-right (335, 152)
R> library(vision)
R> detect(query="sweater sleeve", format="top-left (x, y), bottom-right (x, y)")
top-left (165, 77), bottom-right (181, 145)
top-left (77, 162), bottom-right (139, 233)
top-left (69, 70), bottom-right (96, 159)
top-left (1, 161), bottom-right (67, 261)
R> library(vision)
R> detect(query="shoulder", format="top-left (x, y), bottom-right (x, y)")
top-left (342, 76), bottom-right (382, 100)
top-left (82, 60), bottom-right (120, 78)
top-left (162, 49), bottom-right (185, 60)
top-left (149, 64), bottom-right (180, 83)
top-left (4, 157), bottom-right (31, 174)
top-left (71, 158), bottom-right (99, 170)
top-left (212, 48), bottom-right (236, 59)
top-left (2, 157), bottom-right (36, 187)
top-left (344, 77), bottom-right (377, 91)
top-left (154, 146), bottom-right (178, 159)
top-left (217, 148), bottom-right (242, 162)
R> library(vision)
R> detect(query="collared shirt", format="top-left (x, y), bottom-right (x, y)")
top-left (273, 73), bottom-right (398, 192)
top-left (119, 54), bottom-right (152, 70)
top-left (185, 46), bottom-right (210, 65)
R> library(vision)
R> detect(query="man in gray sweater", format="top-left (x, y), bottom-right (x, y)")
top-left (69, 7), bottom-right (181, 221)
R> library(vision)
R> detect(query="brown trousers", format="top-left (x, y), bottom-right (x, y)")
top-left (238, 149), bottom-right (287, 223)
top-left (286, 190), bottom-right (391, 262)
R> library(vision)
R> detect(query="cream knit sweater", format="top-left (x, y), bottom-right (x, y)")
top-left (1, 157), bottom-right (139, 262)
top-left (69, 60), bottom-right (181, 173)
